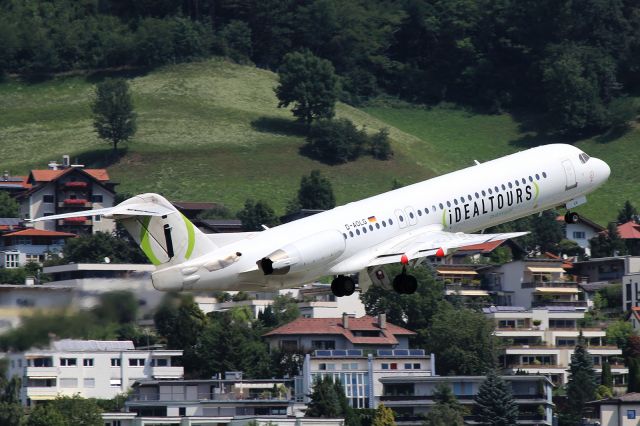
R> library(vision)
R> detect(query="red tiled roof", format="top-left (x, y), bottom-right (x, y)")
top-left (457, 239), bottom-right (504, 253)
top-left (263, 316), bottom-right (415, 346)
top-left (618, 221), bottom-right (640, 239)
top-left (30, 168), bottom-right (109, 182)
top-left (3, 229), bottom-right (76, 238)
top-left (631, 307), bottom-right (640, 323)
top-left (0, 176), bottom-right (31, 189)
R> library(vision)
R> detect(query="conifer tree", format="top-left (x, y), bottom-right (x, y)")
top-left (563, 336), bottom-right (597, 425)
top-left (372, 403), bottom-right (396, 426)
top-left (617, 200), bottom-right (638, 224)
top-left (424, 384), bottom-right (467, 426)
top-left (474, 370), bottom-right (518, 426)
top-left (297, 170), bottom-right (336, 210)
top-left (628, 358), bottom-right (640, 393)
top-left (601, 361), bottom-right (613, 388)
top-left (306, 376), bottom-right (342, 418)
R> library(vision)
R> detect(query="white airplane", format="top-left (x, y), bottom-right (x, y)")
top-left (33, 144), bottom-right (610, 297)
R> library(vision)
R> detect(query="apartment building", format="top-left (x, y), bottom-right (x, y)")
top-left (379, 375), bottom-right (554, 425)
top-left (5, 339), bottom-right (183, 405)
top-left (495, 259), bottom-right (583, 308)
top-left (0, 228), bottom-right (75, 268)
top-left (484, 306), bottom-right (627, 387)
top-left (296, 348), bottom-right (434, 409)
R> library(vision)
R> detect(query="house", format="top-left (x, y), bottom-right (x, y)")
top-left (484, 306), bottom-right (627, 388)
top-left (12, 156), bottom-right (116, 235)
top-left (435, 264), bottom-right (497, 306)
top-left (0, 283), bottom-right (74, 333)
top-left (448, 238), bottom-right (526, 264)
top-left (587, 393), bottom-right (640, 426)
top-left (556, 214), bottom-right (605, 257)
top-left (379, 375), bottom-right (554, 425)
top-left (494, 258), bottom-right (583, 308)
top-left (262, 313), bottom-right (414, 352)
top-left (5, 339), bottom-right (183, 406)
top-left (0, 228), bottom-right (75, 268)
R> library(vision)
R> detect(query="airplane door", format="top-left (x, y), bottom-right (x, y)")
top-left (561, 159), bottom-right (578, 190)
top-left (394, 209), bottom-right (407, 228)
top-left (405, 206), bottom-right (418, 226)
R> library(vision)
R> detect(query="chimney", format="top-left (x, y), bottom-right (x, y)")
top-left (342, 312), bottom-right (349, 329)
top-left (48, 161), bottom-right (58, 170)
top-left (378, 313), bottom-right (386, 329)
top-left (62, 155), bottom-right (70, 168)
top-left (2, 171), bottom-right (8, 181)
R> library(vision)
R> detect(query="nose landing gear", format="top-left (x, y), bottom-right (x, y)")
top-left (564, 211), bottom-right (579, 224)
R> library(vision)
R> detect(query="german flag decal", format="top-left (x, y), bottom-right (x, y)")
top-left (368, 216), bottom-right (377, 223)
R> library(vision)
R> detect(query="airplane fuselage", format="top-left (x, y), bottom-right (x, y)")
top-left (151, 144), bottom-right (610, 292)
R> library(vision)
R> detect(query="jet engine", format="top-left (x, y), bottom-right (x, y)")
top-left (258, 230), bottom-right (346, 275)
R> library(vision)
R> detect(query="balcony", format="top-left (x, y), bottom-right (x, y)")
top-left (62, 181), bottom-right (88, 189)
top-left (532, 300), bottom-right (587, 308)
top-left (58, 217), bottom-right (91, 226)
top-left (25, 387), bottom-right (59, 399)
top-left (150, 366), bottom-right (184, 379)
top-left (522, 281), bottom-right (578, 289)
top-left (24, 366), bottom-right (58, 377)
top-left (60, 199), bottom-right (91, 208)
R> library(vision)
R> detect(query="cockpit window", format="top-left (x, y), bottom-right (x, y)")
top-left (578, 152), bottom-right (590, 164)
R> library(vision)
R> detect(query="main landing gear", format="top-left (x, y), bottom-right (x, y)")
top-left (331, 275), bottom-right (356, 297)
top-left (564, 211), bottom-right (579, 224)
top-left (392, 266), bottom-right (418, 295)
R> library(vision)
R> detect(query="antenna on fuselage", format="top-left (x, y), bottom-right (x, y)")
top-left (474, 160), bottom-right (481, 165)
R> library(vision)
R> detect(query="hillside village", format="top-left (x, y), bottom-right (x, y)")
top-left (0, 157), bottom-right (638, 426)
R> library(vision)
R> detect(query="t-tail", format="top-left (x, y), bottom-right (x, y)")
top-left (31, 193), bottom-right (217, 269)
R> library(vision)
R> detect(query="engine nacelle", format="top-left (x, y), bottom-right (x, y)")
top-left (258, 230), bottom-right (346, 275)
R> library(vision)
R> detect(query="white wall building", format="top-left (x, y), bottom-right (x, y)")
top-left (5, 339), bottom-right (183, 405)
top-left (556, 215), bottom-right (605, 257)
top-left (484, 306), bottom-right (627, 387)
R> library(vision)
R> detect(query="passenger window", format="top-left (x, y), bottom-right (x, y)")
top-left (454, 199), bottom-right (458, 206)
top-left (535, 174), bottom-right (540, 180)
top-left (356, 229), bottom-right (361, 235)
top-left (382, 221), bottom-right (387, 227)
top-left (349, 231), bottom-right (354, 237)
top-left (542, 172), bottom-right (547, 178)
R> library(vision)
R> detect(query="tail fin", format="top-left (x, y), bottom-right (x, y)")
top-left (32, 193), bottom-right (217, 268)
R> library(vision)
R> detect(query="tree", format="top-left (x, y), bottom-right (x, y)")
top-left (617, 200), bottom-right (638, 224)
top-left (271, 294), bottom-right (301, 326)
top-left (275, 49), bottom-right (338, 125)
top-left (474, 370), bottom-right (518, 426)
top-left (298, 170), bottom-right (335, 210)
top-left (0, 192), bottom-right (18, 217)
top-left (628, 358), bottom-right (640, 393)
top-left (372, 403), bottom-right (396, 426)
top-left (369, 128), bottom-right (393, 160)
top-left (0, 375), bottom-right (23, 426)
top-left (48, 395), bottom-right (103, 426)
top-left (92, 291), bottom-right (138, 324)
top-left (304, 118), bottom-right (367, 164)
top-left (26, 403), bottom-right (65, 426)
top-left (92, 78), bottom-right (137, 154)
top-left (63, 231), bottom-right (147, 264)
top-left (424, 384), bottom-right (467, 426)
top-left (601, 361), bottom-right (613, 388)
top-left (605, 320), bottom-right (634, 352)
top-left (563, 336), bottom-right (597, 425)
top-left (237, 199), bottom-right (279, 231)
top-left (306, 376), bottom-right (342, 418)
top-left (590, 222), bottom-right (627, 258)
top-left (426, 301), bottom-right (497, 375)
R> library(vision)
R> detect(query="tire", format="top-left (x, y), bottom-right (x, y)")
top-left (343, 278), bottom-right (356, 296)
top-left (405, 275), bottom-right (418, 294)
top-left (331, 278), bottom-right (346, 297)
top-left (565, 211), bottom-right (579, 224)
top-left (392, 275), bottom-right (406, 294)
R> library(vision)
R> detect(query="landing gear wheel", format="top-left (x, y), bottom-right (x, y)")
top-left (331, 275), bottom-right (356, 297)
top-left (564, 211), bottom-right (579, 224)
top-left (392, 273), bottom-right (418, 295)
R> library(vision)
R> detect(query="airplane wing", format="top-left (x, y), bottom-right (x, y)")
top-left (366, 230), bottom-right (528, 267)
top-left (29, 203), bottom-right (176, 222)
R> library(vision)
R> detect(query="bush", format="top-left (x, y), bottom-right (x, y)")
top-left (369, 128), bottom-right (393, 160)
top-left (304, 118), bottom-right (367, 164)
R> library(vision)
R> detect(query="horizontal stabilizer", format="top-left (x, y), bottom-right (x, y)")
top-left (30, 203), bottom-right (175, 222)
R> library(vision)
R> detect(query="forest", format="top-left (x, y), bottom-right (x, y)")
top-left (1, 0), bottom-right (640, 135)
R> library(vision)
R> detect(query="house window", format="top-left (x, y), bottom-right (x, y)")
top-left (60, 378), bottom-right (77, 388)
top-left (83, 378), bottom-right (95, 388)
top-left (312, 340), bottom-right (336, 350)
top-left (91, 195), bottom-right (103, 203)
top-left (281, 340), bottom-right (298, 351)
top-left (5, 253), bottom-right (19, 268)
top-left (42, 195), bottom-right (54, 203)
top-left (110, 379), bottom-right (122, 387)
top-left (83, 358), bottom-right (94, 367)
top-left (390, 363), bottom-right (397, 370)
top-left (111, 358), bottom-right (121, 367)
top-left (93, 215), bottom-right (101, 222)
top-left (628, 410), bottom-right (636, 419)
top-left (381, 363), bottom-right (389, 370)
top-left (60, 358), bottom-right (77, 366)
top-left (128, 358), bottom-right (145, 367)
top-left (179, 407), bottom-right (186, 416)
top-left (573, 231), bottom-right (586, 239)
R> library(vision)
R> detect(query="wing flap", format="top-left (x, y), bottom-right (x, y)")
top-left (366, 231), bottom-right (528, 267)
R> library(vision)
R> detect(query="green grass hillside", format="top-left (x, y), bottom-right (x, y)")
top-left (0, 59), bottom-right (431, 213)
top-left (0, 58), bottom-right (635, 224)
top-left (364, 106), bottom-right (640, 225)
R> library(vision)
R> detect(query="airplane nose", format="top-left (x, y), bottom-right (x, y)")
top-left (594, 158), bottom-right (610, 184)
